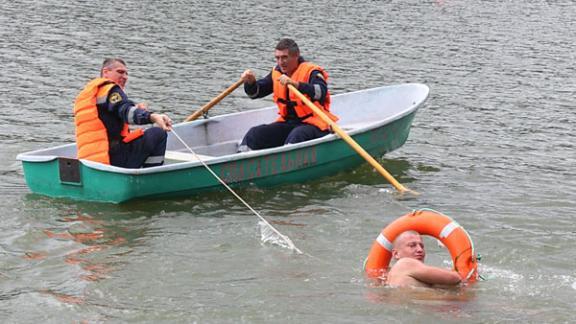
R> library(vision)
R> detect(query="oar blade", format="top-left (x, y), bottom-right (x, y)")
top-left (393, 188), bottom-right (421, 200)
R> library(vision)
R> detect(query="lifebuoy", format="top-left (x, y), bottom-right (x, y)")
top-left (364, 209), bottom-right (478, 282)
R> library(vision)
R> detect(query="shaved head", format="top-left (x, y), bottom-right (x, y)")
top-left (392, 230), bottom-right (425, 262)
top-left (393, 230), bottom-right (420, 248)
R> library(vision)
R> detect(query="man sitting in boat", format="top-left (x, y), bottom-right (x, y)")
top-left (238, 38), bottom-right (338, 151)
top-left (386, 231), bottom-right (462, 288)
top-left (74, 58), bottom-right (172, 168)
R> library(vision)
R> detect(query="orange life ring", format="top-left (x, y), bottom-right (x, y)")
top-left (364, 209), bottom-right (478, 282)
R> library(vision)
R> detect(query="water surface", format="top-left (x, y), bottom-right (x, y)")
top-left (1, 0), bottom-right (575, 322)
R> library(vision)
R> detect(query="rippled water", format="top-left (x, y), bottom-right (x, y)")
top-left (1, 0), bottom-right (575, 322)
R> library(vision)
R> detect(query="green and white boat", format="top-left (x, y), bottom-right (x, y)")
top-left (17, 83), bottom-right (429, 203)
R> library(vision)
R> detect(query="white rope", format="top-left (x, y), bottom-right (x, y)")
top-left (170, 129), bottom-right (303, 254)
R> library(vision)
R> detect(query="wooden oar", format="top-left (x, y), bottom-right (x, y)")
top-left (287, 84), bottom-right (417, 195)
top-left (184, 79), bottom-right (244, 122)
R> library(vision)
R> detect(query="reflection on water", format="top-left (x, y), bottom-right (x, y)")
top-left (16, 206), bottom-right (151, 309)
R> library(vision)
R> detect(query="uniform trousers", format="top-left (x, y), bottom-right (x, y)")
top-left (110, 127), bottom-right (167, 168)
top-left (240, 121), bottom-right (329, 151)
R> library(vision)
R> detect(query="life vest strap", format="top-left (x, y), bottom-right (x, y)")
top-left (122, 128), bottom-right (144, 143)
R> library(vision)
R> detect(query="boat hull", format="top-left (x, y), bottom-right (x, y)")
top-left (18, 84), bottom-right (427, 203)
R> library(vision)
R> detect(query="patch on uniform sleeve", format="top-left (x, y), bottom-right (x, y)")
top-left (109, 92), bottom-right (122, 104)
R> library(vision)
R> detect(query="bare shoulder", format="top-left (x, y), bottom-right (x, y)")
top-left (387, 258), bottom-right (429, 287)
top-left (388, 257), bottom-right (461, 287)
top-left (394, 257), bottom-right (425, 269)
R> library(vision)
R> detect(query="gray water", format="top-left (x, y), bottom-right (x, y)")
top-left (1, 0), bottom-right (575, 322)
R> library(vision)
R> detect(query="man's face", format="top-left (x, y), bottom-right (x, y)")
top-left (274, 49), bottom-right (299, 76)
top-left (393, 232), bottom-right (426, 262)
top-left (102, 62), bottom-right (128, 89)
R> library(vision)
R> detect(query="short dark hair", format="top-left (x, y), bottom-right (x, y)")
top-left (275, 38), bottom-right (299, 56)
top-left (102, 58), bottom-right (126, 69)
top-left (100, 58), bottom-right (126, 76)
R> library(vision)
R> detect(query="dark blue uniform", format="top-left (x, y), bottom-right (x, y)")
top-left (239, 58), bottom-right (330, 151)
top-left (100, 86), bottom-right (167, 168)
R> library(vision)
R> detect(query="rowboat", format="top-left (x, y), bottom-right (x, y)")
top-left (17, 83), bottom-right (429, 203)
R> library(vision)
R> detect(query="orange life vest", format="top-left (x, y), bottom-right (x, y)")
top-left (272, 62), bottom-right (338, 131)
top-left (73, 78), bottom-right (143, 164)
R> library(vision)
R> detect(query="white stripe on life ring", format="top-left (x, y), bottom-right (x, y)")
top-left (376, 233), bottom-right (393, 251)
top-left (439, 221), bottom-right (460, 239)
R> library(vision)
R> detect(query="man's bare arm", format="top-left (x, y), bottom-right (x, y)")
top-left (405, 258), bottom-right (462, 286)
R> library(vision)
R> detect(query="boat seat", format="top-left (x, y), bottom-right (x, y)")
top-left (164, 150), bottom-right (214, 162)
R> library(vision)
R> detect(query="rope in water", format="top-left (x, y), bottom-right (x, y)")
top-left (170, 129), bottom-right (303, 254)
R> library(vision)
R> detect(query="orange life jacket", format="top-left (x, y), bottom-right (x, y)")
top-left (73, 78), bottom-right (143, 164)
top-left (272, 62), bottom-right (338, 131)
